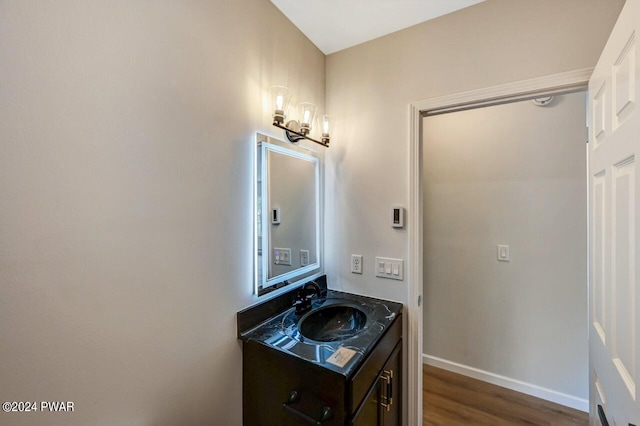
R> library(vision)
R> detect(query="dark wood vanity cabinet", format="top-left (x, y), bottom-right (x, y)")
top-left (242, 314), bottom-right (402, 425)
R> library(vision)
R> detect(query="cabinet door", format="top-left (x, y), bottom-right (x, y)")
top-left (380, 342), bottom-right (402, 426)
top-left (351, 339), bottom-right (403, 426)
top-left (352, 378), bottom-right (381, 426)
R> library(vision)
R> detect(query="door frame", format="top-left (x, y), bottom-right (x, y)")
top-left (407, 67), bottom-right (593, 425)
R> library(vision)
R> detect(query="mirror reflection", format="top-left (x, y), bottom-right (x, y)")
top-left (255, 133), bottom-right (321, 295)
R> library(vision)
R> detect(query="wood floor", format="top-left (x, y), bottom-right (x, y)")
top-left (423, 364), bottom-right (588, 425)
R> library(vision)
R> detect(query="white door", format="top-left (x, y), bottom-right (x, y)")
top-left (589, 0), bottom-right (640, 424)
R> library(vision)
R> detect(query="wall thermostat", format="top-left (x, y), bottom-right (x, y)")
top-left (271, 207), bottom-right (281, 224)
top-left (392, 206), bottom-right (404, 228)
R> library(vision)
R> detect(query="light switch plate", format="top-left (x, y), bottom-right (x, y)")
top-left (497, 245), bottom-right (510, 262)
top-left (274, 247), bottom-right (292, 265)
top-left (375, 257), bottom-right (404, 280)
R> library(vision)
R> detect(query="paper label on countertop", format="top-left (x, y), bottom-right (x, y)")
top-left (326, 346), bottom-right (357, 368)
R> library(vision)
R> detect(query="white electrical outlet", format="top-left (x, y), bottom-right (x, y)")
top-left (300, 249), bottom-right (309, 266)
top-left (351, 254), bottom-right (363, 274)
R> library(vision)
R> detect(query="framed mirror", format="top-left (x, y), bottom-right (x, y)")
top-left (254, 133), bottom-right (322, 295)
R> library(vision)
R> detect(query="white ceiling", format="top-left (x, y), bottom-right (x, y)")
top-left (271, 0), bottom-right (485, 55)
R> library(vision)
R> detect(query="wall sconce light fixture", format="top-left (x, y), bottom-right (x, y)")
top-left (269, 86), bottom-right (334, 147)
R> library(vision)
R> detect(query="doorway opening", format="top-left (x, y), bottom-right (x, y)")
top-left (407, 69), bottom-right (592, 424)
top-left (421, 89), bottom-right (589, 419)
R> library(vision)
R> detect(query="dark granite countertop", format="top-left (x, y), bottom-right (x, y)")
top-left (239, 289), bottom-right (403, 377)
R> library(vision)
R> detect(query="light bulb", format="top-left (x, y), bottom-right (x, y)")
top-left (269, 86), bottom-right (292, 125)
top-left (297, 102), bottom-right (317, 135)
top-left (319, 115), bottom-right (334, 145)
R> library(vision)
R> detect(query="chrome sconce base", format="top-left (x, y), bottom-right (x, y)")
top-left (273, 120), bottom-right (329, 148)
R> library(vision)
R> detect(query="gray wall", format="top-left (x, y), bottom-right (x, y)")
top-left (0, 1), bottom-right (324, 425)
top-left (325, 0), bottom-right (623, 303)
top-left (0, 0), bottom-right (627, 423)
top-left (422, 92), bottom-right (588, 400)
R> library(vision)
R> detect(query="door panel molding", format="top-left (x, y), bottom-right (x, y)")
top-left (611, 157), bottom-right (636, 399)
top-left (594, 170), bottom-right (608, 345)
top-left (614, 33), bottom-right (636, 128)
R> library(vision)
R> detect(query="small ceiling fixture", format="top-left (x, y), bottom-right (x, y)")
top-left (532, 96), bottom-right (554, 107)
top-left (269, 86), bottom-right (334, 147)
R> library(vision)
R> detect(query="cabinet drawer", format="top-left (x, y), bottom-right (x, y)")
top-left (350, 314), bottom-right (402, 413)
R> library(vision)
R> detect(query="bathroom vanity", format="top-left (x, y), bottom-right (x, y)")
top-left (238, 277), bottom-right (403, 425)
top-left (245, 134), bottom-right (402, 424)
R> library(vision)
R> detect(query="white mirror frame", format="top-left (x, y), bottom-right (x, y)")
top-left (254, 134), bottom-right (322, 295)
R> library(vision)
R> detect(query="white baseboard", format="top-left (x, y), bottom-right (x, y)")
top-left (422, 354), bottom-right (589, 413)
